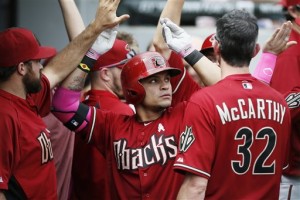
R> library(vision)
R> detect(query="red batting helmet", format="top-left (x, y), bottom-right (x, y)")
top-left (200, 33), bottom-right (215, 53)
top-left (121, 51), bottom-right (181, 104)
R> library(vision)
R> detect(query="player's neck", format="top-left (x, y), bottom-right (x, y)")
top-left (135, 106), bottom-right (165, 123)
top-left (0, 77), bottom-right (27, 99)
top-left (220, 61), bottom-right (250, 79)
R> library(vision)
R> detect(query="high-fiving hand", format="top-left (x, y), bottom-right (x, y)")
top-left (160, 18), bottom-right (195, 58)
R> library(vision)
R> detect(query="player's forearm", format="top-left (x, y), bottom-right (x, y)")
top-left (252, 53), bottom-right (277, 84)
top-left (192, 55), bottom-right (221, 86)
top-left (177, 174), bottom-right (207, 200)
top-left (58, 0), bottom-right (85, 41)
top-left (153, 0), bottom-right (184, 58)
top-left (0, 191), bottom-right (7, 200)
top-left (52, 87), bottom-right (91, 132)
top-left (42, 20), bottom-right (103, 89)
top-left (43, 0), bottom-right (127, 89)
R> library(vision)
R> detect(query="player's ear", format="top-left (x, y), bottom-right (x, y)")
top-left (252, 44), bottom-right (260, 58)
top-left (17, 62), bottom-right (28, 76)
top-left (213, 43), bottom-right (220, 55)
top-left (99, 68), bottom-right (111, 81)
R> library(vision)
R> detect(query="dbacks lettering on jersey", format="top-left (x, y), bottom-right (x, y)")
top-left (216, 98), bottom-right (286, 125)
top-left (114, 134), bottom-right (177, 170)
top-left (37, 129), bottom-right (54, 164)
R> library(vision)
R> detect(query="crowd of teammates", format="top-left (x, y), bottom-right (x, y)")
top-left (0, 0), bottom-right (299, 199)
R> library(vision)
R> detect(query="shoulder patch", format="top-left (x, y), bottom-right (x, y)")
top-left (286, 92), bottom-right (300, 109)
top-left (179, 126), bottom-right (195, 152)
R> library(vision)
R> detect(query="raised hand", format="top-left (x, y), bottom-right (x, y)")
top-left (160, 18), bottom-right (194, 58)
top-left (91, 25), bottom-right (119, 56)
top-left (262, 21), bottom-right (297, 55)
top-left (94, 0), bottom-right (130, 31)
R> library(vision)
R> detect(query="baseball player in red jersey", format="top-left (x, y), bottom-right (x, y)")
top-left (161, 10), bottom-right (291, 199)
top-left (52, 50), bottom-right (197, 199)
top-left (72, 39), bottom-right (136, 200)
top-left (0, 0), bottom-right (129, 199)
top-left (271, 0), bottom-right (300, 94)
top-left (280, 86), bottom-right (300, 199)
top-left (269, 0), bottom-right (300, 198)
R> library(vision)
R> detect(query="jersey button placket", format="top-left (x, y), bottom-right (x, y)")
top-left (140, 132), bottom-right (145, 146)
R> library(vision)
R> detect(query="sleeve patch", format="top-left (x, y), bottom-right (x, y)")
top-left (179, 126), bottom-right (195, 152)
top-left (285, 92), bottom-right (300, 109)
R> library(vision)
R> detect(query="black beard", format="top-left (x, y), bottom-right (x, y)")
top-left (23, 71), bottom-right (42, 94)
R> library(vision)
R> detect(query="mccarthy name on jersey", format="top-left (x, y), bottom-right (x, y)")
top-left (216, 98), bottom-right (286, 125)
top-left (113, 134), bottom-right (177, 170)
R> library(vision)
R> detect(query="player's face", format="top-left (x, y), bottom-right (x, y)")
top-left (140, 71), bottom-right (172, 109)
top-left (108, 67), bottom-right (124, 99)
top-left (22, 60), bottom-right (42, 93)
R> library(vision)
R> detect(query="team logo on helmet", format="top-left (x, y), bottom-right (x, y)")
top-left (151, 56), bottom-right (166, 68)
top-left (210, 34), bottom-right (216, 43)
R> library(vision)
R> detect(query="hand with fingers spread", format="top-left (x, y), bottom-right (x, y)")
top-left (94, 0), bottom-right (130, 31)
top-left (262, 21), bottom-right (297, 55)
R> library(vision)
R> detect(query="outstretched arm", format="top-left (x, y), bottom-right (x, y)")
top-left (42, 0), bottom-right (129, 89)
top-left (52, 25), bottom-right (119, 132)
top-left (161, 18), bottom-right (221, 86)
top-left (253, 21), bottom-right (296, 84)
top-left (161, 18), bottom-right (296, 86)
top-left (0, 191), bottom-right (6, 200)
top-left (153, 0), bottom-right (184, 59)
top-left (58, 0), bottom-right (85, 40)
top-left (177, 173), bottom-right (208, 200)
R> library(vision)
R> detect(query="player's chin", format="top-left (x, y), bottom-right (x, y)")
top-left (159, 99), bottom-right (172, 108)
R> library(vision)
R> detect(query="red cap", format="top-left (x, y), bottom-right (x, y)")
top-left (0, 27), bottom-right (56, 67)
top-left (200, 33), bottom-right (215, 52)
top-left (92, 39), bottom-right (134, 71)
top-left (280, 0), bottom-right (300, 7)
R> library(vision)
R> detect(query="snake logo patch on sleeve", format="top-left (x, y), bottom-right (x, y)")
top-left (179, 126), bottom-right (195, 152)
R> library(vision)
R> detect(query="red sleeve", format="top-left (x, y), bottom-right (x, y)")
top-left (0, 111), bottom-right (19, 190)
top-left (168, 52), bottom-right (201, 106)
top-left (284, 86), bottom-right (300, 120)
top-left (30, 75), bottom-right (51, 117)
top-left (174, 96), bottom-right (215, 179)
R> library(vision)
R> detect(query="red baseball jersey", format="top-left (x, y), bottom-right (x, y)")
top-left (270, 28), bottom-right (300, 178)
top-left (283, 86), bottom-right (300, 176)
top-left (80, 102), bottom-right (188, 199)
top-left (0, 75), bottom-right (57, 199)
top-left (174, 74), bottom-right (291, 199)
top-left (44, 112), bottom-right (74, 200)
top-left (72, 90), bottom-right (134, 199)
top-left (270, 28), bottom-right (300, 94)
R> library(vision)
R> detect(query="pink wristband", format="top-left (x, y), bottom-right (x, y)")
top-left (179, 44), bottom-right (195, 58)
top-left (252, 52), bottom-right (277, 84)
top-left (52, 87), bottom-right (91, 132)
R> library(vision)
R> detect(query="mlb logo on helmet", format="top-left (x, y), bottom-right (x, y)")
top-left (151, 56), bottom-right (166, 68)
top-left (280, 0), bottom-right (300, 7)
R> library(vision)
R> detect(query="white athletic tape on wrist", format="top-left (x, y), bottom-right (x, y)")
top-left (179, 44), bottom-right (195, 58)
